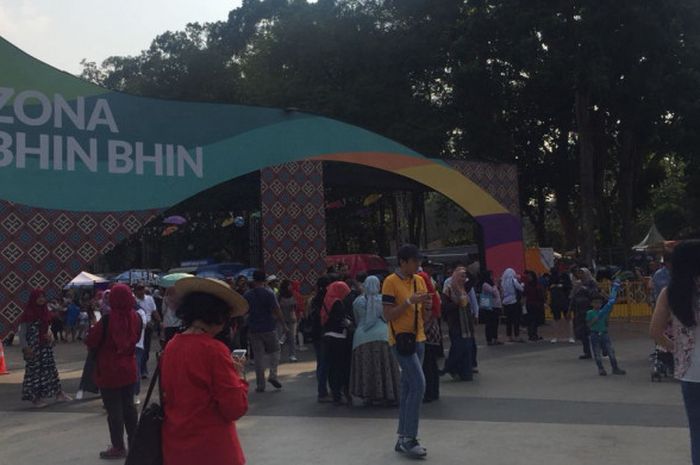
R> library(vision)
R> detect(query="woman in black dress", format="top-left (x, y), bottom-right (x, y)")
top-left (19, 289), bottom-right (71, 408)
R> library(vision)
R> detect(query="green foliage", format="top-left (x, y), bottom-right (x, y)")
top-left (80, 0), bottom-right (700, 258)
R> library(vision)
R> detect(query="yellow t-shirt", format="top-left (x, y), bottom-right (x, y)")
top-left (382, 273), bottom-right (427, 346)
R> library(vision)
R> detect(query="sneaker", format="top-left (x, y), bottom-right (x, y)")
top-left (134, 396), bottom-right (141, 405)
top-left (579, 354), bottom-right (593, 360)
top-left (99, 447), bottom-right (127, 460)
top-left (599, 368), bottom-right (608, 376)
top-left (612, 368), bottom-right (627, 375)
top-left (268, 378), bottom-right (282, 389)
top-left (568, 337), bottom-right (576, 344)
top-left (289, 355), bottom-right (299, 363)
top-left (75, 390), bottom-right (84, 400)
top-left (550, 338), bottom-right (558, 344)
top-left (396, 438), bottom-right (427, 458)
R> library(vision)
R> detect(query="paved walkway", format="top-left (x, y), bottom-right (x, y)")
top-left (0, 322), bottom-right (690, 464)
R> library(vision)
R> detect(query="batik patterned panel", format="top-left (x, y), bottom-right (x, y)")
top-left (447, 160), bottom-right (520, 216)
top-left (0, 200), bottom-right (158, 338)
top-left (261, 161), bottom-right (326, 294)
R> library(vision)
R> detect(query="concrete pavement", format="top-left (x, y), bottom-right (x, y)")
top-left (0, 321), bottom-right (691, 464)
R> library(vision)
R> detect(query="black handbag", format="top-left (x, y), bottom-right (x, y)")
top-left (125, 360), bottom-right (163, 465)
top-left (390, 280), bottom-right (419, 357)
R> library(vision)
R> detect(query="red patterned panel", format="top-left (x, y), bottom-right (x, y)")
top-left (261, 161), bottom-right (327, 293)
top-left (0, 200), bottom-right (159, 337)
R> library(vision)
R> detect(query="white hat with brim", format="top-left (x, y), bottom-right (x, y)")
top-left (266, 275), bottom-right (279, 282)
top-left (175, 277), bottom-right (249, 317)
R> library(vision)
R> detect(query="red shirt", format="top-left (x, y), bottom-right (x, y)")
top-left (161, 334), bottom-right (249, 465)
top-left (85, 314), bottom-right (141, 389)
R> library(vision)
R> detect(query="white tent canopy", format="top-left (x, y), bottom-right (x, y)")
top-left (64, 271), bottom-right (108, 289)
top-left (633, 224), bottom-right (667, 252)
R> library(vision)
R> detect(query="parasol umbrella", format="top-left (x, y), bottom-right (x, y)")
top-left (163, 215), bottom-right (187, 225)
top-left (159, 273), bottom-right (194, 288)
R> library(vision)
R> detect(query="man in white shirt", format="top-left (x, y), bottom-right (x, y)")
top-left (134, 284), bottom-right (159, 379)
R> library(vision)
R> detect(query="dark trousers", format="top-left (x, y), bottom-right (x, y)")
top-left (683, 381), bottom-right (700, 465)
top-left (576, 326), bottom-right (592, 356)
top-left (527, 304), bottom-right (541, 340)
top-left (504, 303), bottom-right (521, 338)
top-left (483, 309), bottom-right (500, 343)
top-left (101, 385), bottom-right (138, 450)
top-left (142, 326), bottom-right (153, 376)
top-left (314, 339), bottom-right (329, 398)
top-left (325, 336), bottom-right (351, 401)
top-left (422, 344), bottom-right (441, 401)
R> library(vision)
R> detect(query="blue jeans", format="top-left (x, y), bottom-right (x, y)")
top-left (682, 381), bottom-right (700, 465)
top-left (314, 340), bottom-right (329, 398)
top-left (590, 332), bottom-right (620, 370)
top-left (394, 342), bottom-right (426, 439)
top-left (133, 348), bottom-right (144, 395)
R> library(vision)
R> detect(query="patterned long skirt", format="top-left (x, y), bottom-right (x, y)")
top-left (22, 322), bottom-right (62, 401)
top-left (350, 340), bottom-right (400, 402)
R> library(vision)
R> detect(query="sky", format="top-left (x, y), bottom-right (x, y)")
top-left (0, 0), bottom-right (242, 74)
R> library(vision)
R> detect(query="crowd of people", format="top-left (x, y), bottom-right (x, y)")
top-left (16, 242), bottom-right (671, 463)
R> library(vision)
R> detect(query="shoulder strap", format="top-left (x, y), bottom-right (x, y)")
top-left (413, 278), bottom-right (419, 333)
top-left (141, 356), bottom-right (162, 416)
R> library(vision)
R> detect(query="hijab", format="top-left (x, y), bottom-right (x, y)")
top-left (322, 281), bottom-right (351, 326)
top-left (100, 290), bottom-right (111, 315)
top-left (21, 289), bottom-right (50, 343)
top-left (448, 267), bottom-right (467, 304)
top-left (356, 275), bottom-right (383, 331)
top-left (108, 284), bottom-right (138, 354)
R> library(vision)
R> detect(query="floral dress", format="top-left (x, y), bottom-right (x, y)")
top-left (21, 322), bottom-right (62, 401)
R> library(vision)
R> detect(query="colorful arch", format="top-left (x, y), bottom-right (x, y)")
top-left (0, 36), bottom-right (524, 334)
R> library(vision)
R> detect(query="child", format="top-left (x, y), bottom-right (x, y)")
top-left (586, 281), bottom-right (626, 376)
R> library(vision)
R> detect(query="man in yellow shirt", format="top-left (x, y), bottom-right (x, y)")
top-left (382, 244), bottom-right (431, 458)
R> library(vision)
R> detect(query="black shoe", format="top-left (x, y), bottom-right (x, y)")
top-left (268, 378), bottom-right (282, 389)
top-left (612, 368), bottom-right (626, 375)
top-left (579, 354), bottom-right (592, 360)
top-left (598, 368), bottom-right (608, 376)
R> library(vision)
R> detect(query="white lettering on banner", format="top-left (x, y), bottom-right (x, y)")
top-left (108, 140), bottom-right (134, 174)
top-left (0, 88), bottom-right (14, 124)
top-left (53, 94), bottom-right (85, 130)
top-left (15, 132), bottom-right (50, 169)
top-left (177, 146), bottom-right (203, 178)
top-left (66, 136), bottom-right (98, 172)
top-left (0, 88), bottom-right (206, 179)
top-left (14, 91), bottom-right (52, 126)
top-left (86, 98), bottom-right (119, 133)
top-left (0, 131), bottom-right (13, 167)
top-left (135, 142), bottom-right (163, 176)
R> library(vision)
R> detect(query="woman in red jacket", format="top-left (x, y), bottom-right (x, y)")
top-left (85, 284), bottom-right (142, 460)
top-left (162, 277), bottom-right (250, 465)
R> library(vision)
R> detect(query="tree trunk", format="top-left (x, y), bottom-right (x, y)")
top-left (618, 127), bottom-right (641, 248)
top-left (575, 89), bottom-right (597, 266)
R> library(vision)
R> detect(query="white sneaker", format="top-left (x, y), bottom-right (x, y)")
top-left (550, 338), bottom-right (558, 344)
top-left (75, 390), bottom-right (84, 400)
top-left (289, 355), bottom-right (298, 362)
top-left (134, 396), bottom-right (141, 405)
top-left (568, 337), bottom-right (576, 344)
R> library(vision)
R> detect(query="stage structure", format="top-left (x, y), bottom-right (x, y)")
top-left (0, 37), bottom-right (524, 336)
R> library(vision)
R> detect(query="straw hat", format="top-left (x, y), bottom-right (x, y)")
top-left (175, 277), bottom-right (249, 317)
